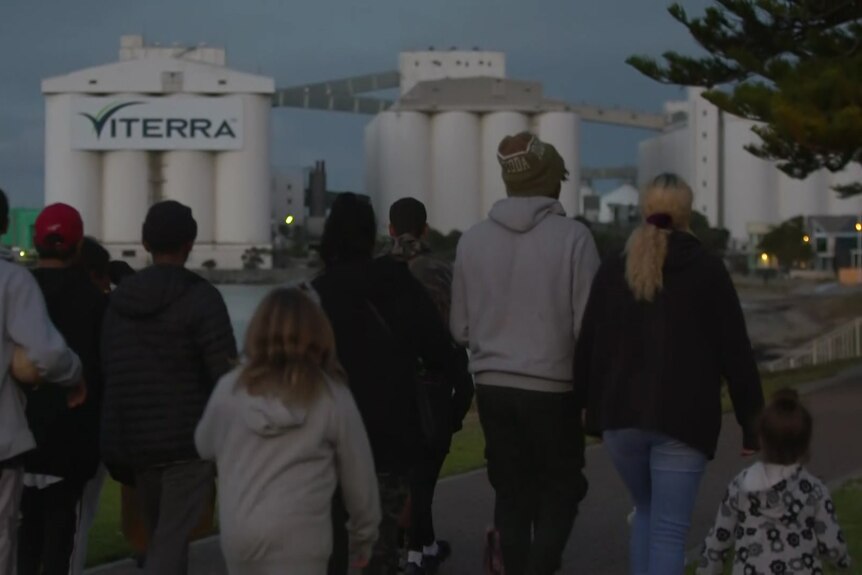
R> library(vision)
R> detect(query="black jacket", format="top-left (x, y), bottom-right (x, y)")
top-left (24, 267), bottom-right (106, 481)
top-left (312, 256), bottom-right (464, 472)
top-left (575, 232), bottom-right (764, 458)
top-left (100, 265), bottom-right (236, 469)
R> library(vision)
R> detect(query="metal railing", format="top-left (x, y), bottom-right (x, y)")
top-left (764, 317), bottom-right (862, 372)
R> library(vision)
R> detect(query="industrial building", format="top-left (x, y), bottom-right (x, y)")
top-left (638, 88), bottom-right (862, 249)
top-left (42, 36), bottom-right (274, 269)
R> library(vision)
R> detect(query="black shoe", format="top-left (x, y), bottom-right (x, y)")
top-left (404, 562), bottom-right (425, 575)
top-left (423, 540), bottom-right (452, 573)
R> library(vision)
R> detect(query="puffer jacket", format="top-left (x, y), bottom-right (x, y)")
top-left (100, 265), bottom-right (237, 469)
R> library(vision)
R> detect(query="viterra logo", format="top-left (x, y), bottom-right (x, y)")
top-left (80, 101), bottom-right (144, 137)
top-left (79, 101), bottom-right (238, 140)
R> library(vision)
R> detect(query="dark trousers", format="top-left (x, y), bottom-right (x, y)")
top-left (408, 447), bottom-right (449, 551)
top-left (18, 479), bottom-right (85, 575)
top-left (476, 385), bottom-right (588, 575)
top-left (135, 460), bottom-right (215, 575)
top-left (329, 471), bottom-right (410, 575)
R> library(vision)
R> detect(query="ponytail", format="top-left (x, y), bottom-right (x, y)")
top-left (625, 223), bottom-right (669, 302)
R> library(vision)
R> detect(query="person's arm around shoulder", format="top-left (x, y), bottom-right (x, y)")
top-left (195, 369), bottom-right (238, 460)
top-left (571, 225), bottom-right (601, 342)
top-left (5, 265), bottom-right (81, 386)
top-left (192, 282), bottom-right (238, 387)
top-left (713, 259), bottom-right (765, 453)
top-left (450, 240), bottom-right (469, 347)
top-left (331, 380), bottom-right (381, 568)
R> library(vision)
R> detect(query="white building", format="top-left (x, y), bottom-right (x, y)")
top-left (638, 88), bottom-right (862, 250)
top-left (42, 35), bottom-right (275, 269)
top-left (365, 51), bottom-right (582, 233)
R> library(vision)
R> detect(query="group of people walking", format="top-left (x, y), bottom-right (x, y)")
top-left (0, 128), bottom-right (852, 575)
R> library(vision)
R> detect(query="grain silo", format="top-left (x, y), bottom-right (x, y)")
top-left (42, 35), bottom-right (274, 269)
top-left (365, 51), bottom-right (582, 234)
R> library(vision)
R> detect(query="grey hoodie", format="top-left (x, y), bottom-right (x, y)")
top-left (1, 258), bottom-right (82, 463)
top-left (195, 369), bottom-right (380, 573)
top-left (451, 197), bottom-right (600, 392)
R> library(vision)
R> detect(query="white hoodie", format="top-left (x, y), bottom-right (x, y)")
top-left (451, 197), bottom-right (600, 392)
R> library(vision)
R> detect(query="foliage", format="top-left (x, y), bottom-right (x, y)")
top-left (628, 1), bottom-right (862, 196)
top-left (201, 259), bottom-right (217, 271)
top-left (691, 211), bottom-right (731, 255)
top-left (758, 216), bottom-right (813, 270)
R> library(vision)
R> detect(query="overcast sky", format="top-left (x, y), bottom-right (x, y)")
top-left (0, 0), bottom-right (711, 207)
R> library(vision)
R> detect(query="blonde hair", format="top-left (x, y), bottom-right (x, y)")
top-left (625, 173), bottom-right (694, 302)
top-left (238, 287), bottom-right (344, 406)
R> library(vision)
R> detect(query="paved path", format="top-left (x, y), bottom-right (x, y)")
top-left (88, 367), bottom-right (862, 575)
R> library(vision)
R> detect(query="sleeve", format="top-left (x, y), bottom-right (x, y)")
top-left (695, 483), bottom-right (739, 575)
top-left (449, 242), bottom-right (469, 347)
top-left (194, 373), bottom-right (232, 460)
top-left (573, 266), bottom-right (604, 413)
top-left (815, 486), bottom-right (851, 570)
top-left (450, 346), bottom-right (474, 432)
top-left (571, 230), bottom-right (601, 343)
top-left (193, 285), bottom-right (238, 388)
top-left (333, 383), bottom-right (381, 564)
top-left (714, 263), bottom-right (765, 451)
top-left (5, 267), bottom-right (82, 387)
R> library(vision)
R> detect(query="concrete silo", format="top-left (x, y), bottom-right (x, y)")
top-left (481, 112), bottom-right (530, 216)
top-left (535, 112), bottom-right (580, 217)
top-left (431, 112), bottom-right (481, 232)
top-left (377, 111), bottom-right (432, 221)
top-left (44, 94), bottom-right (102, 238)
top-left (41, 36), bottom-right (275, 269)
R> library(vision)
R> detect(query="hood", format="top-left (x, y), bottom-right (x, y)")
top-left (738, 463), bottom-right (805, 520)
top-left (489, 197), bottom-right (565, 234)
top-left (109, 265), bottom-right (201, 318)
top-left (0, 246), bottom-right (15, 262)
top-left (240, 390), bottom-right (307, 436)
top-left (664, 231), bottom-right (704, 271)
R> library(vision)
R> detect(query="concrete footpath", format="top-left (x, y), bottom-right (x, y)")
top-left (88, 367), bottom-right (862, 575)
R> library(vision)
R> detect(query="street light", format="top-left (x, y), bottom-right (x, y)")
top-left (803, 235), bottom-right (810, 243)
top-left (760, 252), bottom-right (769, 264)
top-left (284, 215), bottom-right (295, 225)
top-left (857, 219), bottom-right (862, 283)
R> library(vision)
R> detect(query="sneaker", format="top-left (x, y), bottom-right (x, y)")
top-left (423, 540), bottom-right (452, 573)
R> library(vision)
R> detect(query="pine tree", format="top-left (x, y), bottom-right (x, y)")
top-left (628, 1), bottom-right (862, 196)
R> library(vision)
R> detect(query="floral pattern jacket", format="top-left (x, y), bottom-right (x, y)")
top-left (697, 464), bottom-right (851, 575)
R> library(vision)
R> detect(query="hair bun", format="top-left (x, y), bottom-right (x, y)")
top-left (771, 387), bottom-right (800, 409)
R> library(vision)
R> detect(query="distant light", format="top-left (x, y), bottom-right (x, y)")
top-left (803, 235), bottom-right (810, 243)
top-left (285, 215), bottom-right (295, 225)
top-left (19, 250), bottom-right (25, 258)
top-left (760, 253), bottom-right (769, 263)
top-left (856, 222), bottom-right (861, 232)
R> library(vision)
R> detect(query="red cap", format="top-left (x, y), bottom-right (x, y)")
top-left (35, 203), bottom-right (84, 253)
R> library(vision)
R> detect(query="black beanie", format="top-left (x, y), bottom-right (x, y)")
top-left (142, 200), bottom-right (197, 253)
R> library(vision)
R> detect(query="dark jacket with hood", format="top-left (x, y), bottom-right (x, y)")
top-left (24, 267), bottom-right (106, 482)
top-left (100, 265), bottom-right (237, 469)
top-left (312, 255), bottom-right (464, 472)
top-left (575, 231), bottom-right (764, 458)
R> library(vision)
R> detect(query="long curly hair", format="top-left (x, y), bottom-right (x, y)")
top-left (625, 173), bottom-right (694, 302)
top-left (237, 287), bottom-right (344, 406)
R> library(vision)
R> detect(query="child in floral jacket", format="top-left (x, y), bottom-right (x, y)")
top-left (697, 389), bottom-right (851, 575)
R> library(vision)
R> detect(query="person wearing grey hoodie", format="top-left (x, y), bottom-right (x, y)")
top-left (195, 288), bottom-right (380, 575)
top-left (0, 187), bottom-right (83, 574)
top-left (450, 133), bottom-right (600, 575)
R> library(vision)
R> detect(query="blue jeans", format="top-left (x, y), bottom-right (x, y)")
top-left (603, 429), bottom-right (707, 575)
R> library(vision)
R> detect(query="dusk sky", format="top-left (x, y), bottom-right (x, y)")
top-left (0, 0), bottom-right (711, 207)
